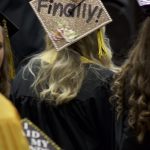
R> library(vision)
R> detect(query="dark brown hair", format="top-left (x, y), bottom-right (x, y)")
top-left (111, 17), bottom-right (150, 142)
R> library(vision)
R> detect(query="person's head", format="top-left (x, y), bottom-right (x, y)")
top-left (25, 26), bottom-right (116, 105)
top-left (0, 17), bottom-right (15, 97)
top-left (26, 0), bottom-right (117, 105)
top-left (111, 2), bottom-right (150, 142)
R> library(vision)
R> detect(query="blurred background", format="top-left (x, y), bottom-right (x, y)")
top-left (1, 0), bottom-right (146, 68)
top-left (103, 0), bottom-right (145, 66)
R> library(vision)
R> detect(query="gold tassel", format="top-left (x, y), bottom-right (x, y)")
top-left (80, 56), bottom-right (95, 64)
top-left (97, 29), bottom-right (108, 59)
top-left (2, 19), bottom-right (15, 79)
top-left (81, 30), bottom-right (109, 64)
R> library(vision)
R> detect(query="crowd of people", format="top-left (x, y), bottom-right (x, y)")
top-left (0, 0), bottom-right (150, 150)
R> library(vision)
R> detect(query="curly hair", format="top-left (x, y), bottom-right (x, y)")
top-left (111, 17), bottom-right (150, 142)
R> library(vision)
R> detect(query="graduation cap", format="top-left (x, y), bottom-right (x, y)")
top-left (0, 12), bottom-right (18, 37)
top-left (137, 0), bottom-right (150, 17)
top-left (22, 119), bottom-right (61, 150)
top-left (29, 0), bottom-right (112, 51)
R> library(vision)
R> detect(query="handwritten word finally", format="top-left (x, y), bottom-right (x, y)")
top-left (37, 0), bottom-right (103, 23)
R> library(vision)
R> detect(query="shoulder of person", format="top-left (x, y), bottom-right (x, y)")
top-left (85, 63), bottom-right (114, 85)
top-left (11, 60), bottom-right (41, 98)
top-left (15, 60), bottom-right (41, 82)
top-left (76, 64), bottom-right (114, 101)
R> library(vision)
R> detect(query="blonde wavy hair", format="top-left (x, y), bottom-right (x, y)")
top-left (24, 28), bottom-right (116, 105)
top-left (111, 17), bottom-right (150, 142)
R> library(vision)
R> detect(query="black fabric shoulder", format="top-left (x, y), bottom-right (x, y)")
top-left (11, 62), bottom-right (40, 99)
top-left (12, 62), bottom-right (114, 101)
top-left (76, 64), bottom-right (114, 101)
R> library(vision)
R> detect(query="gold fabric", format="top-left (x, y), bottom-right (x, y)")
top-left (0, 94), bottom-right (29, 150)
top-left (97, 30), bottom-right (108, 59)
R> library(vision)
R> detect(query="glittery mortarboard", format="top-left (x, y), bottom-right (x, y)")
top-left (30, 0), bottom-right (112, 51)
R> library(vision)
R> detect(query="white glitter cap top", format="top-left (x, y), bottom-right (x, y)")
top-left (29, 0), bottom-right (112, 51)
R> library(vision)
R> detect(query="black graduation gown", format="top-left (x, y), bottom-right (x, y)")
top-left (11, 63), bottom-right (114, 150)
